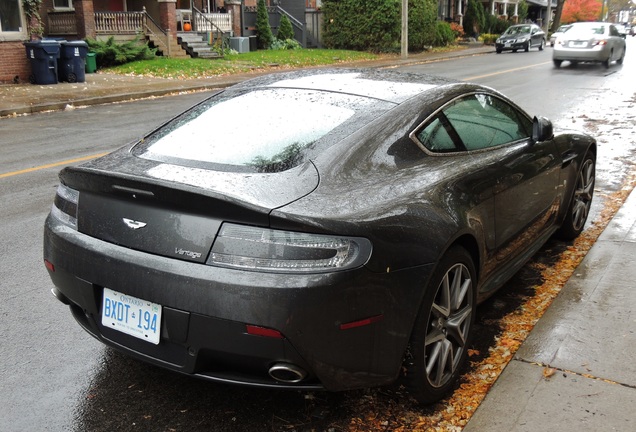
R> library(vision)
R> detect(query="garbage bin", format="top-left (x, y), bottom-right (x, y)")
top-left (85, 52), bottom-right (97, 74)
top-left (58, 40), bottom-right (89, 83)
top-left (24, 40), bottom-right (61, 85)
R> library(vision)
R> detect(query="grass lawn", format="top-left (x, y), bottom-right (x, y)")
top-left (106, 49), bottom-right (381, 79)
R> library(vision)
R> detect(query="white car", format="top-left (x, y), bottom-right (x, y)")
top-left (553, 22), bottom-right (627, 68)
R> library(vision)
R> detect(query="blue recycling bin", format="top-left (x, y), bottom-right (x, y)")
top-left (58, 41), bottom-right (89, 83)
top-left (24, 40), bottom-right (61, 85)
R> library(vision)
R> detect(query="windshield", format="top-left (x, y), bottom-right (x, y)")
top-left (505, 26), bottom-right (531, 35)
top-left (568, 23), bottom-right (606, 37)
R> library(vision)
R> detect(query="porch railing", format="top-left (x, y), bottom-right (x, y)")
top-left (95, 11), bottom-right (144, 34)
top-left (193, 11), bottom-right (233, 33)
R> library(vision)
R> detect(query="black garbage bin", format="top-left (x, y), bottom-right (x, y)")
top-left (58, 41), bottom-right (89, 83)
top-left (24, 40), bottom-right (61, 85)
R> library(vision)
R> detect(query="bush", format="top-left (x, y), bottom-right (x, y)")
top-left (322, 0), bottom-right (401, 52)
top-left (256, 0), bottom-right (274, 49)
top-left (86, 36), bottom-right (156, 68)
top-left (277, 14), bottom-right (295, 41)
top-left (463, 0), bottom-right (486, 38)
top-left (434, 21), bottom-right (456, 46)
top-left (479, 33), bottom-right (500, 44)
top-left (270, 38), bottom-right (302, 50)
top-left (408, 0), bottom-right (438, 51)
top-left (484, 14), bottom-right (509, 34)
top-left (323, 0), bottom-right (439, 53)
top-left (450, 22), bottom-right (464, 39)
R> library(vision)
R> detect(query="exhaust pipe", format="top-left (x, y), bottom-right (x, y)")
top-left (268, 363), bottom-right (307, 383)
top-left (51, 287), bottom-right (71, 305)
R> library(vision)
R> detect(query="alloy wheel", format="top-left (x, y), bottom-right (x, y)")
top-left (571, 158), bottom-right (595, 232)
top-left (424, 262), bottom-right (473, 388)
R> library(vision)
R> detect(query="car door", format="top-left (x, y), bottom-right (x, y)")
top-left (440, 93), bottom-right (561, 259)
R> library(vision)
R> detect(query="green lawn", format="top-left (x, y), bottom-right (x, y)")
top-left (106, 49), bottom-right (380, 79)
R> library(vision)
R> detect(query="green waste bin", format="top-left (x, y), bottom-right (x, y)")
top-left (85, 52), bottom-right (97, 74)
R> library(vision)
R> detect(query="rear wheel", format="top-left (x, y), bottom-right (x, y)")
top-left (557, 151), bottom-right (595, 240)
top-left (603, 50), bottom-right (613, 68)
top-left (553, 59), bottom-right (562, 67)
top-left (617, 49), bottom-right (625, 65)
top-left (405, 246), bottom-right (476, 404)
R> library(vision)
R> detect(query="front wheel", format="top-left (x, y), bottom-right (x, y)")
top-left (525, 42), bottom-right (530, 52)
top-left (557, 151), bottom-right (595, 240)
top-left (405, 246), bottom-right (476, 404)
top-left (539, 39), bottom-right (545, 51)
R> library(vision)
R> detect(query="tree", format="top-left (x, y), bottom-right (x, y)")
top-left (277, 14), bottom-right (295, 41)
top-left (256, 0), bottom-right (274, 49)
top-left (561, 0), bottom-right (603, 23)
top-left (463, 0), bottom-right (486, 39)
top-left (408, 0), bottom-right (437, 50)
top-left (551, 0), bottom-right (566, 32)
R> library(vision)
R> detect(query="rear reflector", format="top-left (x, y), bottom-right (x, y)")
top-left (246, 325), bottom-right (283, 339)
top-left (44, 260), bottom-right (55, 272)
top-left (340, 314), bottom-right (384, 330)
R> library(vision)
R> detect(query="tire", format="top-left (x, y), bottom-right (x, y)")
top-left (512, 49), bottom-right (518, 53)
top-left (553, 59), bottom-right (562, 68)
top-left (67, 72), bottom-right (77, 83)
top-left (405, 246), bottom-right (476, 404)
top-left (539, 39), bottom-right (545, 51)
top-left (524, 42), bottom-right (530, 52)
top-left (557, 151), bottom-right (595, 240)
top-left (603, 50), bottom-right (612, 68)
top-left (617, 49), bottom-right (625, 65)
top-left (496, 48), bottom-right (502, 54)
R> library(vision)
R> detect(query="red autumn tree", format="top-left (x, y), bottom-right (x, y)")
top-left (561, 0), bottom-right (603, 23)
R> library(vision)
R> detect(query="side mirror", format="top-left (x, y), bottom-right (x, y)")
top-left (532, 116), bottom-right (553, 142)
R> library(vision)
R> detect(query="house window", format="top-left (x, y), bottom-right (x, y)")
top-left (0, 0), bottom-right (22, 32)
top-left (53, 0), bottom-right (73, 9)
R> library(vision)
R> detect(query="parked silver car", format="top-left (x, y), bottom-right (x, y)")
top-left (553, 22), bottom-right (626, 68)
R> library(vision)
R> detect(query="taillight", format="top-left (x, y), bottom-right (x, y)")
top-left (50, 184), bottom-right (79, 229)
top-left (207, 223), bottom-right (372, 273)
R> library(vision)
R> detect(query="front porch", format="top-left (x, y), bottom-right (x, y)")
top-left (45, 7), bottom-right (233, 58)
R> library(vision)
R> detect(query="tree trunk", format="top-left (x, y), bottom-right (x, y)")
top-left (551, 0), bottom-right (566, 33)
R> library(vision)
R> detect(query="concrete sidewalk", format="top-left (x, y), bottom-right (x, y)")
top-left (0, 45), bottom-right (493, 117)
top-left (464, 189), bottom-right (636, 431)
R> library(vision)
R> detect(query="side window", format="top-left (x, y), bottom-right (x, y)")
top-left (415, 117), bottom-right (457, 153)
top-left (411, 93), bottom-right (532, 154)
top-left (444, 94), bottom-right (531, 151)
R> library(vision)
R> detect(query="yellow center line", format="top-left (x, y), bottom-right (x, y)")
top-left (0, 153), bottom-right (108, 179)
top-left (464, 61), bottom-right (553, 81)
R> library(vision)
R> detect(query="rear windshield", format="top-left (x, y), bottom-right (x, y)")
top-left (134, 88), bottom-right (393, 173)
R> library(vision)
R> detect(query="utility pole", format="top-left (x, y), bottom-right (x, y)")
top-left (401, 0), bottom-right (408, 59)
top-left (544, 0), bottom-right (552, 35)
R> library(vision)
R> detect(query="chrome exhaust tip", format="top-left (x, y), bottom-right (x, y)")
top-left (268, 363), bottom-right (307, 383)
top-left (51, 287), bottom-right (71, 305)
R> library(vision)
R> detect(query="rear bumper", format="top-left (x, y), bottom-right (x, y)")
top-left (553, 46), bottom-right (609, 62)
top-left (44, 214), bottom-right (432, 391)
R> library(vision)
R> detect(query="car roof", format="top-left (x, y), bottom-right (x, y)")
top-left (229, 69), bottom-right (457, 104)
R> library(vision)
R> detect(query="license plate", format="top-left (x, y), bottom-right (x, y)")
top-left (505, 43), bottom-right (511, 47)
top-left (572, 41), bottom-right (586, 47)
top-left (101, 288), bottom-right (162, 344)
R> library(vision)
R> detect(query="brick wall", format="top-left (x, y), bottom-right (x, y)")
top-left (0, 42), bottom-right (31, 84)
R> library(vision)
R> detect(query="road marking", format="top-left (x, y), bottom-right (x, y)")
top-left (0, 153), bottom-right (108, 179)
top-left (464, 61), bottom-right (553, 81)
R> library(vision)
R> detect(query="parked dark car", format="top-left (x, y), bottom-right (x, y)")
top-left (553, 22), bottom-right (627, 68)
top-left (44, 69), bottom-right (596, 404)
top-left (496, 23), bottom-right (546, 53)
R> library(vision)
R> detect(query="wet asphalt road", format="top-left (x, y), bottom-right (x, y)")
top-left (1, 39), bottom-right (635, 431)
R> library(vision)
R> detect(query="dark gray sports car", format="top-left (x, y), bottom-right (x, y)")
top-left (44, 69), bottom-right (596, 404)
